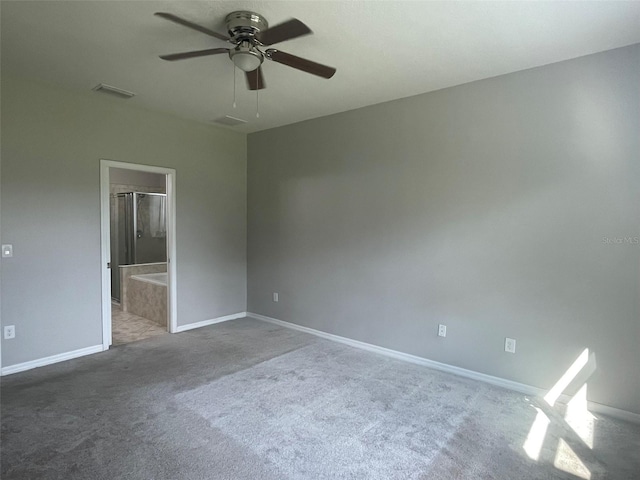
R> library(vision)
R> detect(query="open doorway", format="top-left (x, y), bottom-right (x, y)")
top-left (100, 160), bottom-right (177, 349)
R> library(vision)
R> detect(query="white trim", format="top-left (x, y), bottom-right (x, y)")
top-left (587, 402), bottom-right (640, 424)
top-left (100, 161), bottom-right (111, 349)
top-left (1, 345), bottom-right (104, 376)
top-left (247, 312), bottom-right (640, 425)
top-left (175, 312), bottom-right (246, 333)
top-left (248, 313), bottom-right (543, 396)
top-left (0, 312), bottom-right (245, 375)
top-left (165, 165), bottom-right (178, 334)
top-left (100, 160), bottom-right (178, 350)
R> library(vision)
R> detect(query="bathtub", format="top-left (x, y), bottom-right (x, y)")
top-left (126, 272), bottom-right (167, 326)
top-left (130, 272), bottom-right (167, 286)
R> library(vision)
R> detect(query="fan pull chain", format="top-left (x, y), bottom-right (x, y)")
top-left (256, 70), bottom-right (260, 118)
top-left (232, 65), bottom-right (237, 109)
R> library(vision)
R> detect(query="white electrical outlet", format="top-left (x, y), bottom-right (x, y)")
top-left (4, 325), bottom-right (16, 340)
top-left (438, 324), bottom-right (447, 337)
top-left (273, 292), bottom-right (279, 302)
top-left (505, 337), bottom-right (516, 353)
top-left (2, 244), bottom-right (13, 258)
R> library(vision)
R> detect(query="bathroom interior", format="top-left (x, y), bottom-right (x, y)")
top-left (109, 167), bottom-right (168, 345)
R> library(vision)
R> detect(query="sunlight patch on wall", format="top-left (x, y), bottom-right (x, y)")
top-left (554, 438), bottom-right (591, 479)
top-left (544, 348), bottom-right (589, 407)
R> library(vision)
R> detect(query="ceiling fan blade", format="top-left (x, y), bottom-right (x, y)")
top-left (256, 19), bottom-right (312, 46)
top-left (266, 49), bottom-right (336, 79)
top-left (155, 12), bottom-right (229, 42)
top-left (245, 67), bottom-right (266, 90)
top-left (159, 48), bottom-right (229, 61)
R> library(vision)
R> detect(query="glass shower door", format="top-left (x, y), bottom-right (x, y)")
top-left (133, 193), bottom-right (167, 264)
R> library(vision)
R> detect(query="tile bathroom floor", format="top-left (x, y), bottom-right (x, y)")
top-left (112, 302), bottom-right (167, 346)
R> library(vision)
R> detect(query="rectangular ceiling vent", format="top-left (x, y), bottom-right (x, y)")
top-left (213, 115), bottom-right (247, 126)
top-left (92, 83), bottom-right (136, 99)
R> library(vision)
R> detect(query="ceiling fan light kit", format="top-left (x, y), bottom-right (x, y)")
top-left (229, 42), bottom-right (263, 72)
top-left (155, 10), bottom-right (336, 93)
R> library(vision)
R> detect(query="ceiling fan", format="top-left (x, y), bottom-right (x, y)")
top-left (155, 11), bottom-right (336, 90)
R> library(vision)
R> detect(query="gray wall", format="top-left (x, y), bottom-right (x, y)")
top-left (248, 45), bottom-right (640, 414)
top-left (1, 73), bottom-right (247, 367)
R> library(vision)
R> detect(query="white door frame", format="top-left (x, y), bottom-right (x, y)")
top-left (99, 159), bottom-right (177, 350)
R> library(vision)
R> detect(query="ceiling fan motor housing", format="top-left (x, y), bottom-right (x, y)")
top-left (225, 11), bottom-right (268, 72)
top-left (225, 11), bottom-right (268, 42)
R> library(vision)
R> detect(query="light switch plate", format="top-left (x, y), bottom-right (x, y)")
top-left (2, 244), bottom-right (13, 258)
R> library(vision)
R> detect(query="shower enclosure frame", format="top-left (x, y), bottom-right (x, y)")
top-left (99, 160), bottom-right (178, 349)
top-left (111, 192), bottom-right (168, 302)
top-left (119, 192), bottom-right (167, 265)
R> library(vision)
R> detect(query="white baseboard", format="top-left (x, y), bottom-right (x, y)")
top-left (247, 312), bottom-right (640, 425)
top-left (1, 344), bottom-right (105, 376)
top-left (175, 312), bottom-right (246, 333)
top-left (587, 401), bottom-right (640, 424)
top-left (0, 312), bottom-right (246, 375)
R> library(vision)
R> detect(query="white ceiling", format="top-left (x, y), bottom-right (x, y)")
top-left (2, 1), bottom-right (639, 133)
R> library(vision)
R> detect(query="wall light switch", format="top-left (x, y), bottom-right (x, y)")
top-left (273, 292), bottom-right (279, 302)
top-left (2, 245), bottom-right (13, 258)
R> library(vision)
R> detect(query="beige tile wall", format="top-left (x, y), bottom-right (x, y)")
top-left (120, 263), bottom-right (167, 324)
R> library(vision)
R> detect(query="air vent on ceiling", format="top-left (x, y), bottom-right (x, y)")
top-left (213, 115), bottom-right (248, 126)
top-left (92, 83), bottom-right (136, 99)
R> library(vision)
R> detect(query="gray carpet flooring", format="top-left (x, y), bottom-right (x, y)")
top-left (1, 318), bottom-right (639, 479)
